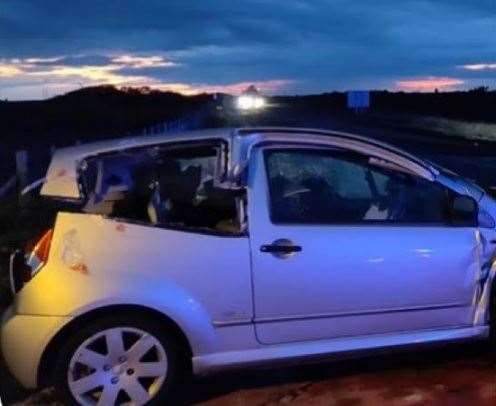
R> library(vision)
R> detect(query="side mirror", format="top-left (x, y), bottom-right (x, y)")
top-left (451, 195), bottom-right (478, 226)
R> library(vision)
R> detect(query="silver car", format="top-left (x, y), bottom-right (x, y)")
top-left (2, 127), bottom-right (496, 405)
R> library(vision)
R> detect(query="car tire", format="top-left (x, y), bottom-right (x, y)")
top-left (53, 314), bottom-right (189, 405)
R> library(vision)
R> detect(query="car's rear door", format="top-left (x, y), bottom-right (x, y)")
top-left (248, 146), bottom-right (482, 345)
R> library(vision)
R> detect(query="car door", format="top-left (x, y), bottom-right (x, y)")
top-left (248, 146), bottom-right (482, 345)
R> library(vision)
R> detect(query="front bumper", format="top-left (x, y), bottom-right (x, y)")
top-left (1, 305), bottom-right (72, 388)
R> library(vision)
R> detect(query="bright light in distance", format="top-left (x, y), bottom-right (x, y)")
top-left (236, 95), bottom-right (266, 110)
top-left (253, 96), bottom-right (265, 108)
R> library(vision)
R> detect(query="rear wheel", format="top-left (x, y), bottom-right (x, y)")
top-left (54, 315), bottom-right (188, 405)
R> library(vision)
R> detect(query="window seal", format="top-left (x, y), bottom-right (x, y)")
top-left (106, 216), bottom-right (249, 237)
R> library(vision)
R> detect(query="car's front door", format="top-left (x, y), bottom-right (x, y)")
top-left (248, 146), bottom-right (482, 345)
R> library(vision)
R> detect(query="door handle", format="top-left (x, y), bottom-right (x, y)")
top-left (260, 239), bottom-right (302, 258)
top-left (260, 244), bottom-right (302, 253)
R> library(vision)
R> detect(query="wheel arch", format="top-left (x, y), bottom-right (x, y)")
top-left (37, 304), bottom-right (193, 388)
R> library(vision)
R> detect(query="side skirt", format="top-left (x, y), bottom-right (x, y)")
top-left (192, 325), bottom-right (489, 375)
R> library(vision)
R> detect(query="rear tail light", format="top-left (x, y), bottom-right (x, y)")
top-left (27, 228), bottom-right (53, 273)
top-left (9, 228), bottom-right (53, 293)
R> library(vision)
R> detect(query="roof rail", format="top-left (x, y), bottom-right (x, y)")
top-left (235, 127), bottom-right (437, 175)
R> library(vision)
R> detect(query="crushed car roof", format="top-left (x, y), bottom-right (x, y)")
top-left (40, 128), bottom-right (233, 199)
top-left (40, 127), bottom-right (436, 199)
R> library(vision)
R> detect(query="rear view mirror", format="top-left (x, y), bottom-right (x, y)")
top-left (451, 195), bottom-right (478, 226)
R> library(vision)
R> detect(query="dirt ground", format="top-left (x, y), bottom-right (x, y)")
top-left (3, 342), bottom-right (496, 405)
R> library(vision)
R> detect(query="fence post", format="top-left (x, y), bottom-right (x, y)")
top-left (15, 150), bottom-right (29, 203)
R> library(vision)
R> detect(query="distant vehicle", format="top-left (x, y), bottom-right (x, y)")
top-left (236, 85), bottom-right (265, 110)
top-left (2, 127), bottom-right (496, 405)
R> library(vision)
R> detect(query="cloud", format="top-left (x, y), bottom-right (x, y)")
top-left (395, 77), bottom-right (465, 92)
top-left (110, 55), bottom-right (177, 69)
top-left (0, 54), bottom-right (176, 87)
top-left (460, 63), bottom-right (496, 71)
top-left (0, 64), bottom-right (25, 78)
top-left (24, 57), bottom-right (63, 64)
top-left (0, 0), bottom-right (495, 98)
top-left (30, 65), bottom-right (149, 85)
top-left (0, 54), bottom-right (294, 98)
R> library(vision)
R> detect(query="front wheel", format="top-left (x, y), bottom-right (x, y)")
top-left (54, 315), bottom-right (188, 405)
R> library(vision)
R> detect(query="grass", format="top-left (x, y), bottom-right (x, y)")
top-left (368, 113), bottom-right (496, 143)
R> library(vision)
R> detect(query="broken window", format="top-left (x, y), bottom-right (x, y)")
top-left (265, 149), bottom-right (454, 225)
top-left (79, 143), bottom-right (244, 234)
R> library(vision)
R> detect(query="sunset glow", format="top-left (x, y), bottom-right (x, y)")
top-left (0, 0), bottom-right (494, 99)
top-left (395, 77), bottom-right (465, 92)
top-left (163, 80), bottom-right (295, 95)
top-left (0, 55), bottom-right (294, 98)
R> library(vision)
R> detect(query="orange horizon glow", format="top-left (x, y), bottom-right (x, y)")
top-left (152, 79), bottom-right (295, 95)
top-left (395, 77), bottom-right (464, 92)
top-left (1, 53), bottom-right (489, 98)
top-left (0, 55), bottom-right (294, 97)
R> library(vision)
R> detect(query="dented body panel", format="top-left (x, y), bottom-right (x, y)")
top-left (14, 212), bottom-right (254, 356)
top-left (3, 127), bottom-right (496, 390)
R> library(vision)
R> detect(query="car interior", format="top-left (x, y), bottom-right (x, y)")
top-left (266, 150), bottom-right (453, 225)
top-left (81, 145), bottom-right (244, 234)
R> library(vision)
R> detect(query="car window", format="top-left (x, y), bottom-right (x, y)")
top-left (80, 143), bottom-right (243, 234)
top-left (265, 149), bottom-right (452, 225)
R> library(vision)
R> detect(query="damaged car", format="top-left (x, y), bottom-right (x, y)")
top-left (2, 127), bottom-right (496, 405)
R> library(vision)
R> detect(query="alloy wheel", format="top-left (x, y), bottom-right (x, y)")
top-left (67, 327), bottom-right (168, 405)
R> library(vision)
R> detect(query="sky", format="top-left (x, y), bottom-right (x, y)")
top-left (0, 0), bottom-right (495, 100)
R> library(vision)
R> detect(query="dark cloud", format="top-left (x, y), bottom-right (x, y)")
top-left (0, 0), bottom-right (495, 98)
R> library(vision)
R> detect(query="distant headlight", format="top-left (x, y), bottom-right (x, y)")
top-left (253, 97), bottom-right (265, 108)
top-left (236, 95), bottom-right (265, 110)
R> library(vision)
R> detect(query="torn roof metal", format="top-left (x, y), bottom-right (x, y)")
top-left (40, 127), bottom-right (438, 199)
top-left (40, 128), bottom-right (234, 199)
